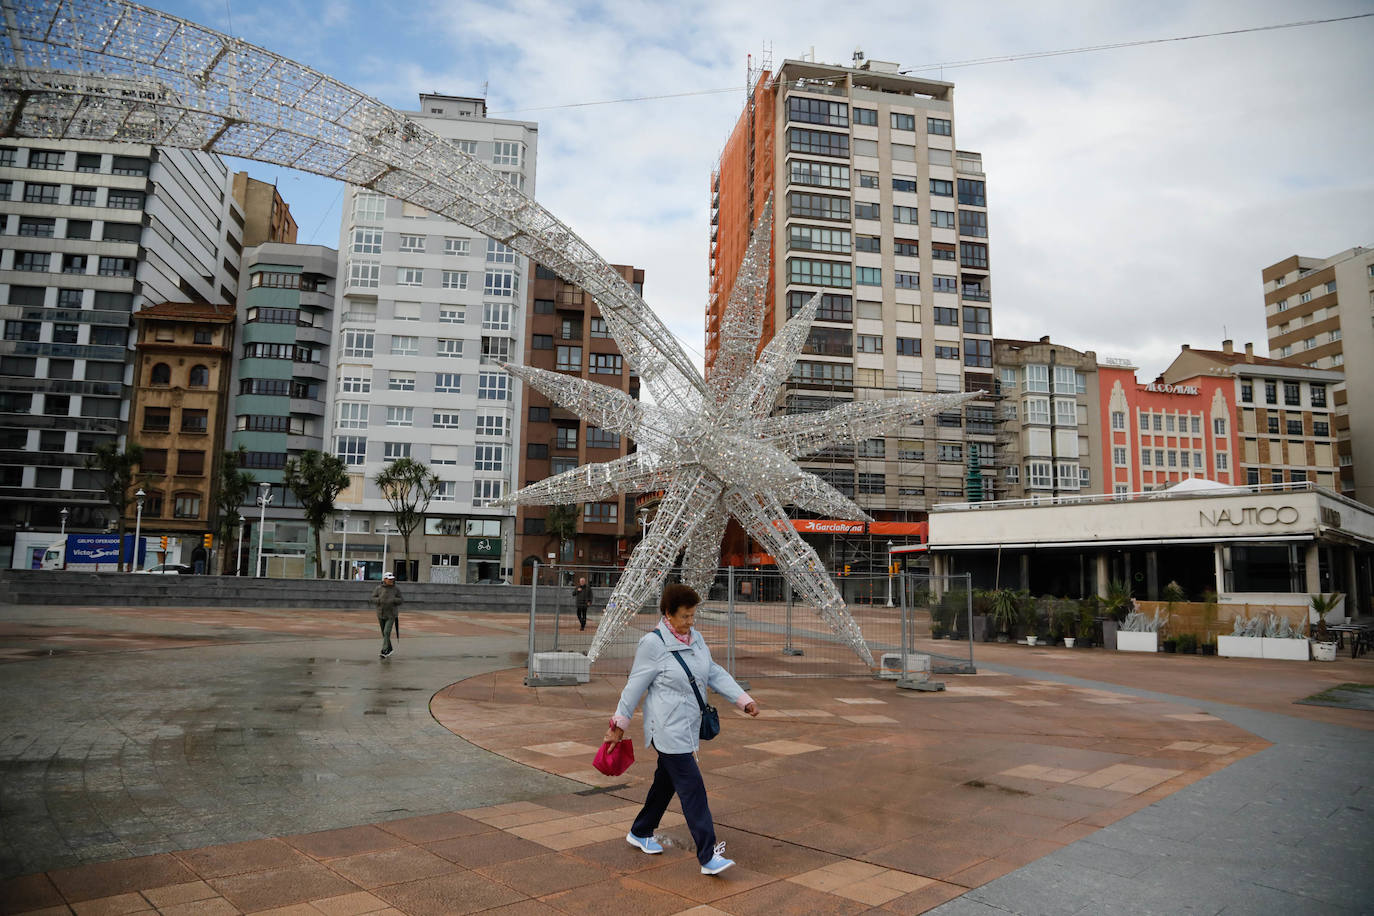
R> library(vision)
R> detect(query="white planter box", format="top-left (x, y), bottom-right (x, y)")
top-left (1261, 638), bottom-right (1310, 661)
top-left (1312, 641), bottom-right (1337, 662)
top-left (1117, 631), bottom-right (1158, 653)
top-left (1218, 635), bottom-right (1263, 658)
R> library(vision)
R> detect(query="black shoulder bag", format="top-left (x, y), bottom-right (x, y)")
top-left (654, 630), bottom-right (720, 741)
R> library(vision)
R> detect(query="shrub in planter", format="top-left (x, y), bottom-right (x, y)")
top-left (1118, 606), bottom-right (1167, 652)
top-left (1177, 633), bottom-right (1198, 654)
top-left (990, 588), bottom-right (1022, 642)
top-left (1162, 637), bottom-right (1178, 653)
top-left (1198, 639), bottom-right (1216, 656)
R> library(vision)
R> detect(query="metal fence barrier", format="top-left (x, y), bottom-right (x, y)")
top-left (524, 563), bottom-right (974, 685)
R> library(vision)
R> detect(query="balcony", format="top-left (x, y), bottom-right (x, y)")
top-left (961, 287), bottom-right (990, 302)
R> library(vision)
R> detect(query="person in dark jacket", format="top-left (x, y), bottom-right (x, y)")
top-left (572, 577), bottom-right (591, 631)
top-left (371, 572), bottom-right (403, 659)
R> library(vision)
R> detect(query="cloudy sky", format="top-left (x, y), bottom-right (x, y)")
top-left (161, 0), bottom-right (1373, 381)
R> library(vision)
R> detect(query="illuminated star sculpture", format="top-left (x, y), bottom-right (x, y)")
top-left (0, 0), bottom-right (972, 666)
top-left (498, 200), bottom-right (972, 664)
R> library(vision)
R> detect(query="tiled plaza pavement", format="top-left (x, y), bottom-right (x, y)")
top-left (1, 603), bottom-right (1372, 914)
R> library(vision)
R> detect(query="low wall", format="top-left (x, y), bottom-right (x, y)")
top-left (0, 569), bottom-right (545, 613)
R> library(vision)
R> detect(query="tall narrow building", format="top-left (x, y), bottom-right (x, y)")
top-left (514, 264), bottom-right (643, 584)
top-left (0, 141), bottom-right (242, 567)
top-left (327, 94), bottom-right (536, 582)
top-left (1261, 247), bottom-right (1373, 504)
top-left (708, 56), bottom-right (997, 552)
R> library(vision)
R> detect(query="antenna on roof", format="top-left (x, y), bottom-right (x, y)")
top-left (852, 47), bottom-right (865, 66)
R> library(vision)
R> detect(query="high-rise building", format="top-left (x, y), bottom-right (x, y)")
top-left (0, 141), bottom-right (242, 566)
top-left (1261, 247), bottom-right (1374, 504)
top-left (228, 243), bottom-right (338, 577)
top-left (708, 57), bottom-right (997, 534)
top-left (514, 264), bottom-right (643, 584)
top-left (994, 337), bottom-right (1102, 499)
top-left (327, 94), bottom-right (536, 582)
top-left (1163, 340), bottom-right (1342, 491)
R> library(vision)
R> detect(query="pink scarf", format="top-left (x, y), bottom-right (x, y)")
top-left (663, 618), bottom-right (692, 645)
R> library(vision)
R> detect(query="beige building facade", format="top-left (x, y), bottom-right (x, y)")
top-left (1261, 247), bottom-right (1373, 505)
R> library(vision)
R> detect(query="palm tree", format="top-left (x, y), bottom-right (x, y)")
top-left (544, 504), bottom-right (579, 570)
top-left (85, 441), bottom-right (143, 572)
top-left (283, 450), bottom-right (350, 578)
top-left (212, 447), bottom-right (255, 574)
top-left (374, 457), bottom-right (440, 580)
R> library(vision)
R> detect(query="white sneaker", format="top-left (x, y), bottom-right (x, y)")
top-left (700, 841), bottom-right (734, 875)
top-left (626, 832), bottom-right (663, 854)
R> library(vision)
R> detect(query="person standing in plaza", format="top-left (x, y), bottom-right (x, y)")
top-left (572, 576), bottom-right (591, 631)
top-left (371, 571), bottom-right (403, 659)
top-left (604, 583), bottom-right (759, 875)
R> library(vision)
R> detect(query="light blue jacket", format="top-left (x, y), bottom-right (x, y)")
top-left (613, 619), bottom-right (749, 754)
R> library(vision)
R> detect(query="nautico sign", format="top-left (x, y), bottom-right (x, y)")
top-left (1199, 505), bottom-right (1300, 527)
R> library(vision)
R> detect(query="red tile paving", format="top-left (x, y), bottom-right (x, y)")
top-left (7, 606), bottom-right (1372, 915)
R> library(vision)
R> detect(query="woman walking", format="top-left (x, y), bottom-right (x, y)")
top-left (604, 583), bottom-right (759, 875)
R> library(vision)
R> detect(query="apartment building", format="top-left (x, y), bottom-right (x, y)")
top-left (514, 264), bottom-right (643, 584)
top-left (0, 140), bottom-right (242, 566)
top-left (994, 337), bottom-right (1102, 499)
top-left (127, 301), bottom-right (235, 569)
top-left (1163, 341), bottom-right (1342, 491)
top-left (231, 173), bottom-right (298, 248)
top-left (1261, 247), bottom-right (1374, 504)
top-left (708, 56), bottom-right (997, 532)
top-left (327, 94), bottom-right (537, 582)
top-left (228, 243), bottom-right (338, 577)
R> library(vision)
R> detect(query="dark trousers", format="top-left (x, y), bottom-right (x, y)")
top-left (630, 749), bottom-right (716, 865)
top-left (576, 604), bottom-right (588, 630)
top-left (378, 617), bottom-right (395, 653)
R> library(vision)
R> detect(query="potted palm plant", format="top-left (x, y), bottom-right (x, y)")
top-left (1309, 593), bottom-right (1343, 662)
top-left (990, 588), bottom-right (1020, 643)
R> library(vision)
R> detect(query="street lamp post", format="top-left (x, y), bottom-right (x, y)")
top-left (132, 490), bottom-right (145, 573)
top-left (885, 539), bottom-right (895, 608)
top-left (340, 508), bottom-right (351, 580)
top-left (256, 481), bottom-right (272, 578)
top-left (236, 520), bottom-right (245, 577)
top-left (59, 507), bottom-right (68, 539)
top-left (638, 507), bottom-right (649, 542)
top-left (380, 525), bottom-right (395, 580)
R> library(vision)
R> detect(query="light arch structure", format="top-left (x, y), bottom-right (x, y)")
top-left (0, 0), bottom-right (703, 416)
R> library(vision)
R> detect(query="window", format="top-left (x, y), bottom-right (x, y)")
top-left (892, 239), bottom-right (918, 258)
top-left (556, 426), bottom-right (579, 450)
top-left (1286, 419), bottom-right (1303, 436)
top-left (852, 202), bottom-right (880, 221)
top-left (70, 186), bottom-right (97, 206)
top-left (478, 371), bottom-right (508, 400)
top-left (66, 219), bottom-right (93, 240)
top-left (584, 502), bottom-right (618, 524)
top-left (962, 306), bottom-right (991, 335)
top-left (931, 210), bottom-right (956, 229)
top-left (791, 360), bottom-right (853, 387)
top-left (4, 320), bottom-right (40, 342)
top-left (936, 443), bottom-right (963, 463)
top-left (788, 127), bottom-right (849, 158)
top-left (348, 259), bottom-right (380, 288)
top-left (858, 438), bottom-right (886, 459)
top-left (892, 177), bottom-right (918, 194)
top-left (26, 149), bottom-right (64, 170)
top-left (106, 190), bottom-right (144, 210)
top-left (1153, 414), bottom-right (1163, 431)
top-left (788, 191), bottom-right (850, 221)
top-left (397, 267), bottom-right (423, 287)
top-left (590, 317), bottom-right (610, 338)
top-left (788, 258), bottom-right (852, 288)
top-left (1113, 446), bottom-right (1128, 466)
top-left (890, 111), bottom-right (915, 131)
top-left (475, 412), bottom-right (505, 437)
top-left (856, 334), bottom-right (883, 354)
top-left (435, 372), bottom-right (461, 393)
top-left (173, 493), bottom-right (202, 519)
top-left (23, 183), bottom-right (61, 204)
top-left (788, 291), bottom-right (852, 322)
top-left (587, 427), bottom-right (620, 449)
top-left (439, 307), bottom-right (464, 324)
top-left (964, 338), bottom-right (992, 368)
top-left (1264, 380), bottom-right (1277, 404)
top-left (892, 205), bottom-right (918, 225)
top-left (789, 160), bottom-right (850, 189)
top-left (337, 402), bottom-right (368, 429)
top-left (894, 337), bottom-right (920, 357)
top-left (97, 256), bottom-right (133, 277)
top-left (928, 117), bottom-right (952, 135)
top-left (351, 228), bottom-right (382, 254)
top-left (1282, 382), bottom-right (1300, 406)
top-left (339, 374), bottom-right (371, 394)
top-left (852, 106), bottom-right (877, 126)
top-left (492, 141), bottom-right (523, 166)
top-left (484, 270), bottom-right (518, 299)
top-left (589, 353), bottom-right (622, 375)
top-left (383, 442), bottom-right (411, 462)
top-left (386, 406), bottom-right (414, 427)
top-left (342, 330), bottom-right (373, 358)
top-left (399, 234), bottom-right (425, 253)
top-left (959, 242), bottom-right (989, 268)
top-left (788, 225), bottom-right (851, 253)
top-left (930, 179), bottom-right (953, 197)
top-left (13, 251), bottom-right (50, 272)
top-left (958, 209), bottom-right (989, 238)
top-left (1314, 420), bottom-right (1329, 437)
top-left (957, 178), bottom-right (986, 206)
top-left (435, 338), bottom-right (463, 359)
top-left (110, 155), bottom-right (149, 176)
top-left (529, 406), bottom-right (550, 423)
top-left (180, 409), bottom-right (208, 433)
top-left (926, 307), bottom-right (955, 327)
top-left (857, 171), bottom-right (880, 188)
top-left (1266, 415), bottom-right (1280, 434)
top-left (188, 365), bottom-right (209, 388)
top-left (556, 345), bottom-right (582, 371)
top-left (884, 270), bottom-right (916, 291)
top-left (390, 335), bottom-right (418, 357)
top-left (474, 445), bottom-right (505, 472)
top-left (18, 217), bottom-right (55, 237)
top-left (789, 96), bottom-right (849, 127)
top-left (1025, 397), bottom-right (1050, 425)
top-left (856, 266), bottom-right (881, 287)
